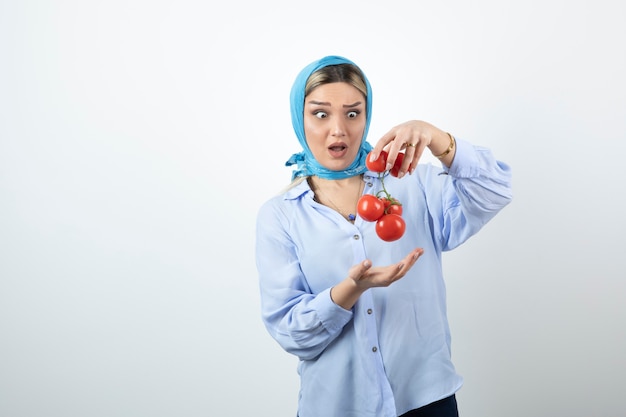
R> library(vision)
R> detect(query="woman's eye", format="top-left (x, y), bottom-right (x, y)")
top-left (314, 111), bottom-right (328, 119)
top-left (347, 111), bottom-right (359, 118)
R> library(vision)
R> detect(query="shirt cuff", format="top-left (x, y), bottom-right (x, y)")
top-left (310, 287), bottom-right (354, 333)
top-left (446, 137), bottom-right (480, 178)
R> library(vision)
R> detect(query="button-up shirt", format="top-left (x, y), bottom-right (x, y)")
top-left (255, 138), bottom-right (512, 417)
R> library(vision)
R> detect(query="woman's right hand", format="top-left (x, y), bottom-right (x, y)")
top-left (330, 248), bottom-right (424, 310)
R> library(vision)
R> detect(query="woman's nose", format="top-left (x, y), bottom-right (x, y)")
top-left (331, 118), bottom-right (346, 136)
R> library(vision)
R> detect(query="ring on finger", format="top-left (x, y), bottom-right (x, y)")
top-left (405, 143), bottom-right (416, 148)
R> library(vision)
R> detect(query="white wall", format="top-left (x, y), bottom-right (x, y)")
top-left (1, 1), bottom-right (624, 416)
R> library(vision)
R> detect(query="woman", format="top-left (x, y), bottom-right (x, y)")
top-left (255, 55), bottom-right (512, 417)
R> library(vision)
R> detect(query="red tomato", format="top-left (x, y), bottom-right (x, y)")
top-left (389, 152), bottom-right (405, 177)
top-left (375, 214), bottom-right (406, 242)
top-left (366, 150), bottom-right (388, 173)
top-left (381, 197), bottom-right (401, 212)
top-left (357, 195), bottom-right (385, 222)
top-left (386, 203), bottom-right (403, 216)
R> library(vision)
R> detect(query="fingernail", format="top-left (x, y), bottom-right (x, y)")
top-left (370, 153), bottom-right (378, 162)
top-left (386, 163), bottom-right (392, 171)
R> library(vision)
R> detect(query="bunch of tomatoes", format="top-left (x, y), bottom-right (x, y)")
top-left (357, 150), bottom-right (406, 242)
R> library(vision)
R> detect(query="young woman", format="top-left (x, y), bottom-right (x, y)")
top-left (255, 55), bottom-right (512, 417)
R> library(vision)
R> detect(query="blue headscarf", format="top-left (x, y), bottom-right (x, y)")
top-left (285, 55), bottom-right (373, 180)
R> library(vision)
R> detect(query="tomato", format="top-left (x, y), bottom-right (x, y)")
top-left (386, 203), bottom-right (403, 216)
top-left (357, 194), bottom-right (385, 222)
top-left (380, 197), bottom-right (401, 214)
top-left (389, 152), bottom-right (405, 177)
top-left (375, 214), bottom-right (406, 242)
top-left (366, 150), bottom-right (388, 173)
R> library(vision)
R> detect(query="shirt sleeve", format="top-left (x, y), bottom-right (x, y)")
top-left (255, 198), bottom-right (353, 360)
top-left (428, 137), bottom-right (513, 251)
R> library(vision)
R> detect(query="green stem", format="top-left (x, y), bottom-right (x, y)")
top-left (375, 171), bottom-right (402, 208)
top-left (375, 172), bottom-right (391, 199)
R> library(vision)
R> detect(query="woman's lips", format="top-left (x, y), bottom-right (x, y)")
top-left (328, 143), bottom-right (348, 158)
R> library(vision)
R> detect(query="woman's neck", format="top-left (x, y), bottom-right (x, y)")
top-left (308, 175), bottom-right (364, 222)
top-left (308, 174), bottom-right (363, 192)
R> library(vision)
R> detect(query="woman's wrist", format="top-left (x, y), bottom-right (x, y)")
top-left (330, 278), bottom-right (366, 310)
top-left (428, 131), bottom-right (453, 156)
top-left (428, 131), bottom-right (456, 165)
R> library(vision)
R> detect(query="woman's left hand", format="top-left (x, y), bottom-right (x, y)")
top-left (369, 120), bottom-right (448, 178)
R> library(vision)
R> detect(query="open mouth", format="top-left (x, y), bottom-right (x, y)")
top-left (327, 143), bottom-right (349, 158)
top-left (328, 144), bottom-right (347, 152)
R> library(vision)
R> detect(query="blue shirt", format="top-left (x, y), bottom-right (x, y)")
top-left (255, 138), bottom-right (513, 417)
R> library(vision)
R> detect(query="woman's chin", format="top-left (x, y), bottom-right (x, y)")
top-left (319, 161), bottom-right (352, 172)
top-left (318, 154), bottom-right (359, 172)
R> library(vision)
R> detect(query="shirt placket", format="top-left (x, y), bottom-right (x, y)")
top-left (350, 219), bottom-right (397, 416)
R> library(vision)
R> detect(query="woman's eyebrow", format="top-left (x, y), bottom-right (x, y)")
top-left (306, 101), bottom-right (363, 108)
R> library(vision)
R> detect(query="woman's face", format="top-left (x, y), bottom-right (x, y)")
top-left (303, 82), bottom-right (366, 172)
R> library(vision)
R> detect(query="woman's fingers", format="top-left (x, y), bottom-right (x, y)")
top-left (347, 259), bottom-right (372, 282)
top-left (372, 121), bottom-right (432, 174)
top-left (394, 248), bottom-right (425, 279)
top-left (352, 248), bottom-right (425, 288)
top-left (370, 129), bottom-right (396, 162)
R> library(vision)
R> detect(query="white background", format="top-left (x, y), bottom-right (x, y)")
top-left (1, 1), bottom-right (625, 416)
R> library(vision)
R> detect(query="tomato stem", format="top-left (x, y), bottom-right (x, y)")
top-left (375, 172), bottom-right (401, 207)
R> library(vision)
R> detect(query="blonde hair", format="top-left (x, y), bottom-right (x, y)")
top-left (279, 176), bottom-right (307, 195)
top-left (305, 64), bottom-right (368, 99)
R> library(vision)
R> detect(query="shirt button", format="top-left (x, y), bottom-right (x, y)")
top-left (367, 309), bottom-right (373, 314)
top-left (367, 182), bottom-right (373, 187)
top-left (372, 347), bottom-right (378, 352)
top-left (353, 235), bottom-right (360, 240)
